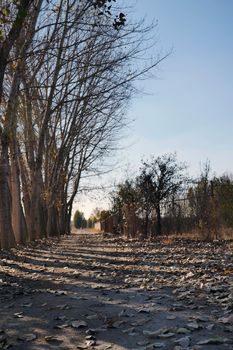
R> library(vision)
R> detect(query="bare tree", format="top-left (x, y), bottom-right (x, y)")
top-left (18, 1), bottom-right (166, 240)
top-left (0, 0), bottom-right (41, 248)
top-left (0, 0), bottom-right (168, 248)
top-left (137, 153), bottom-right (187, 236)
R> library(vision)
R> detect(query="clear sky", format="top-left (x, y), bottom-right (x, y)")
top-left (76, 0), bottom-right (233, 218)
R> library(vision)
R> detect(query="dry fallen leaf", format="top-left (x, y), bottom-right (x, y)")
top-left (55, 323), bottom-right (70, 329)
top-left (143, 328), bottom-right (175, 339)
top-left (86, 314), bottom-right (98, 320)
top-left (166, 315), bottom-right (176, 320)
top-left (158, 332), bottom-right (175, 338)
top-left (22, 303), bottom-right (32, 307)
top-left (187, 321), bottom-right (200, 330)
top-left (56, 303), bottom-right (70, 310)
top-left (174, 336), bottom-right (191, 347)
top-left (71, 320), bottom-right (88, 328)
top-left (136, 341), bottom-right (150, 346)
top-left (45, 335), bottom-right (63, 344)
top-left (197, 336), bottom-right (229, 345)
top-left (18, 333), bottom-right (37, 342)
top-left (148, 343), bottom-right (165, 349)
top-left (176, 327), bottom-right (191, 334)
top-left (218, 314), bottom-right (233, 324)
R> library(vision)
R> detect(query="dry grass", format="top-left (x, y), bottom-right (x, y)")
top-left (163, 228), bottom-right (233, 242)
top-left (161, 236), bottom-right (176, 245)
top-left (72, 227), bottom-right (102, 234)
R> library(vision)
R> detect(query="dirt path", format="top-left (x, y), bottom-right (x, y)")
top-left (0, 233), bottom-right (233, 350)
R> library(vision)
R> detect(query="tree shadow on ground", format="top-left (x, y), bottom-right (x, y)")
top-left (0, 233), bottom-right (232, 349)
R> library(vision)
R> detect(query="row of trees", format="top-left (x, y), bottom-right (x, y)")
top-left (0, 0), bottom-right (165, 249)
top-left (187, 165), bottom-right (233, 239)
top-left (104, 155), bottom-right (233, 240)
top-left (73, 210), bottom-right (88, 229)
top-left (73, 208), bottom-right (111, 229)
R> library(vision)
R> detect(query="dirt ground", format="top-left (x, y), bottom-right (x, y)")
top-left (0, 232), bottom-right (233, 350)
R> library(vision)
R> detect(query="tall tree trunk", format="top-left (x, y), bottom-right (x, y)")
top-left (58, 203), bottom-right (70, 235)
top-left (0, 132), bottom-right (16, 249)
top-left (46, 205), bottom-right (59, 237)
top-left (156, 204), bottom-right (162, 236)
top-left (27, 170), bottom-right (46, 240)
top-left (65, 202), bottom-right (73, 234)
top-left (144, 211), bottom-right (149, 238)
top-left (6, 64), bottom-right (28, 244)
top-left (10, 141), bottom-right (28, 244)
top-left (19, 152), bottom-right (31, 235)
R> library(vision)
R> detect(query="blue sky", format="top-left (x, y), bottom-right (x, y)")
top-left (77, 0), bottom-right (233, 217)
top-left (122, 0), bottom-right (233, 176)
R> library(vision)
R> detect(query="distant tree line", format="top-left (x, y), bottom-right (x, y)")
top-left (73, 207), bottom-right (111, 229)
top-left (101, 154), bottom-right (233, 241)
top-left (73, 210), bottom-right (87, 229)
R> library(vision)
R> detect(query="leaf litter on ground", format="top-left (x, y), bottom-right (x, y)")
top-left (0, 233), bottom-right (233, 349)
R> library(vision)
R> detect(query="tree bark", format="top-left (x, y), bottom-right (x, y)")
top-left (46, 205), bottom-right (59, 237)
top-left (156, 204), bottom-right (162, 236)
top-left (144, 212), bottom-right (149, 239)
top-left (0, 0), bottom-right (32, 102)
top-left (27, 170), bottom-right (46, 240)
top-left (0, 132), bottom-right (16, 249)
top-left (10, 141), bottom-right (28, 244)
